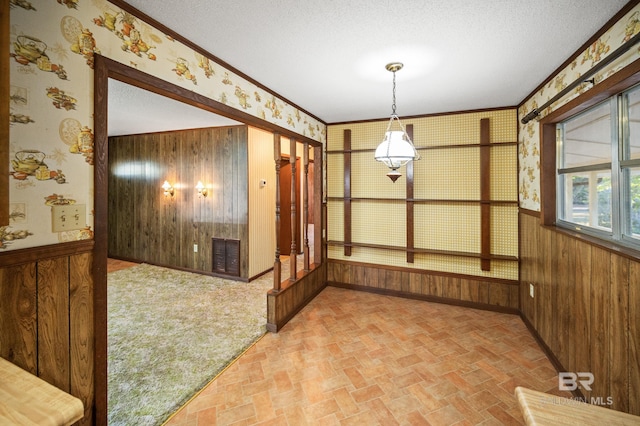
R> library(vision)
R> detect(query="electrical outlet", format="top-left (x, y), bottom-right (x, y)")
top-left (529, 283), bottom-right (535, 298)
top-left (51, 204), bottom-right (86, 232)
top-left (194, 244), bottom-right (198, 253)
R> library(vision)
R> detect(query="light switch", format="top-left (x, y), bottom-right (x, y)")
top-left (52, 204), bottom-right (86, 232)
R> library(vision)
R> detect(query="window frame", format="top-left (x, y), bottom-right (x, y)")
top-left (538, 57), bottom-right (640, 257)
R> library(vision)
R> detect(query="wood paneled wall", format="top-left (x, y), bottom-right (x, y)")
top-left (327, 260), bottom-right (519, 312)
top-left (520, 210), bottom-right (640, 415)
top-left (266, 263), bottom-right (326, 332)
top-left (0, 241), bottom-right (94, 425)
top-left (108, 125), bottom-right (249, 278)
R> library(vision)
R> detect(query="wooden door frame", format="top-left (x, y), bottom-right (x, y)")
top-left (93, 54), bottom-right (321, 424)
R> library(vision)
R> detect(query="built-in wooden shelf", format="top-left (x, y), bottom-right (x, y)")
top-left (327, 197), bottom-right (518, 205)
top-left (327, 240), bottom-right (518, 262)
top-left (332, 119), bottom-right (518, 270)
top-left (326, 140), bottom-right (518, 154)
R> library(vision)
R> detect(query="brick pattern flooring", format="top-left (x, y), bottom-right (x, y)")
top-left (165, 286), bottom-right (569, 425)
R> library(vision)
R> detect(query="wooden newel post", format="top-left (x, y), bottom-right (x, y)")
top-left (303, 142), bottom-right (310, 271)
top-left (273, 133), bottom-right (282, 291)
top-left (289, 138), bottom-right (297, 281)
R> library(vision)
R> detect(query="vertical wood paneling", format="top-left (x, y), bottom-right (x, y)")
top-left (610, 254), bottom-right (629, 412)
top-left (37, 257), bottom-right (70, 392)
top-left (0, 263), bottom-right (37, 373)
top-left (555, 233), bottom-right (574, 371)
top-left (540, 227), bottom-right (554, 350)
top-left (519, 211), bottom-right (640, 414)
top-left (0, 244), bottom-right (94, 425)
top-left (590, 246), bottom-right (610, 401)
top-left (630, 261), bottom-right (640, 415)
top-left (69, 252), bottom-right (94, 426)
top-left (573, 239), bottom-right (592, 400)
top-left (108, 126), bottom-right (249, 277)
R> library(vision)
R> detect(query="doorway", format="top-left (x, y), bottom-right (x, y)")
top-left (94, 55), bottom-right (323, 425)
top-left (279, 157), bottom-right (301, 255)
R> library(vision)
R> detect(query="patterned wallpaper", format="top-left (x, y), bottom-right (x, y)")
top-left (518, 6), bottom-right (640, 211)
top-left (7, 0), bottom-right (325, 251)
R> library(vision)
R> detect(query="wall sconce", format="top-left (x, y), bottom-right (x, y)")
top-left (196, 181), bottom-right (208, 198)
top-left (162, 180), bottom-right (174, 197)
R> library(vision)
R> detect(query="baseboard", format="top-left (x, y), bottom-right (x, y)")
top-left (519, 313), bottom-right (585, 400)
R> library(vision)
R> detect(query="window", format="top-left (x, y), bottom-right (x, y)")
top-left (556, 84), bottom-right (640, 249)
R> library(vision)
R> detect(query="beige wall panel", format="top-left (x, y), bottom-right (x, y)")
top-left (414, 204), bottom-right (480, 253)
top-left (248, 127), bottom-right (277, 278)
top-left (351, 202), bottom-right (406, 247)
top-left (326, 155), bottom-right (344, 198)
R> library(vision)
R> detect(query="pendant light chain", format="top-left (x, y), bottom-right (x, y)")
top-left (391, 70), bottom-right (397, 116)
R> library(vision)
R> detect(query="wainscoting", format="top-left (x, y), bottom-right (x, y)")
top-left (519, 210), bottom-right (640, 415)
top-left (0, 241), bottom-right (94, 425)
top-left (267, 263), bottom-right (326, 332)
top-left (327, 259), bottom-right (519, 313)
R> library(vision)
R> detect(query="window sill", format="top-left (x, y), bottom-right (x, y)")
top-left (544, 222), bottom-right (640, 262)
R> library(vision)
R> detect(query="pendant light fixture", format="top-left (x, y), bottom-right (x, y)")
top-left (374, 62), bottom-right (420, 182)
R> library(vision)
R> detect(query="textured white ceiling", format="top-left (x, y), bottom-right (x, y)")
top-left (108, 80), bottom-right (240, 136)
top-left (111, 0), bottom-right (629, 133)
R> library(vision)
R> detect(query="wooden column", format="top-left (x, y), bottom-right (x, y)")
top-left (303, 142), bottom-right (310, 271)
top-left (344, 129), bottom-right (352, 256)
top-left (273, 133), bottom-right (282, 291)
top-left (289, 138), bottom-right (297, 281)
top-left (406, 124), bottom-right (415, 263)
top-left (480, 118), bottom-right (491, 271)
top-left (314, 146), bottom-right (323, 265)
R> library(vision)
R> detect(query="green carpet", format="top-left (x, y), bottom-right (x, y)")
top-left (107, 263), bottom-right (272, 425)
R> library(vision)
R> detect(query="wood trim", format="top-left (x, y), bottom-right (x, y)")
top-left (519, 208), bottom-right (541, 218)
top-left (0, 240), bottom-right (94, 267)
top-left (480, 118), bottom-right (491, 271)
top-left (328, 258), bottom-right (519, 286)
top-left (328, 282), bottom-right (520, 315)
top-left (107, 0), bottom-right (325, 125)
top-left (313, 146), bottom-right (323, 265)
top-left (0, 0), bottom-right (8, 226)
top-left (329, 105), bottom-right (517, 126)
top-left (406, 125), bottom-right (414, 263)
top-left (273, 133), bottom-right (282, 290)
top-left (344, 129), bottom-right (352, 256)
top-left (326, 140), bottom-right (517, 154)
top-left (93, 55), bottom-right (109, 426)
top-left (303, 142), bottom-right (310, 271)
top-left (94, 56), bottom-right (319, 146)
top-left (539, 56), bottom-right (640, 226)
top-left (519, 0), bottom-right (640, 108)
top-left (289, 139), bottom-right (297, 281)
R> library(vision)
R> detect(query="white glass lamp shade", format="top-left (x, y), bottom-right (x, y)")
top-left (374, 130), bottom-right (417, 169)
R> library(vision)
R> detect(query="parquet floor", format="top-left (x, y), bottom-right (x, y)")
top-left (165, 286), bottom-right (570, 425)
